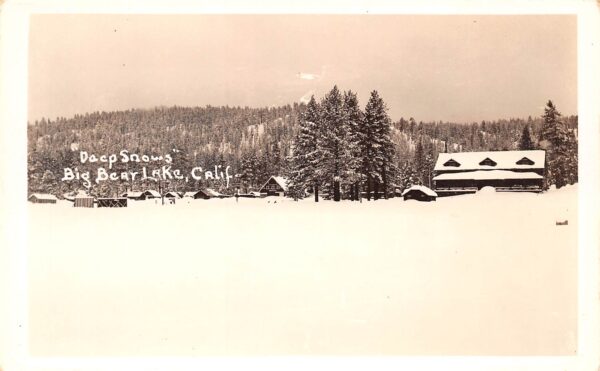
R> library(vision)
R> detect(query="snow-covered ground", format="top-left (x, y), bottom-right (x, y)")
top-left (27, 186), bottom-right (577, 356)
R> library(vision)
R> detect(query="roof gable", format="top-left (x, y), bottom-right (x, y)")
top-left (434, 150), bottom-right (545, 172)
top-left (259, 176), bottom-right (289, 192)
top-left (443, 159), bottom-right (461, 167)
top-left (143, 190), bottom-right (161, 197)
top-left (516, 157), bottom-right (535, 165)
top-left (478, 157), bottom-right (497, 166)
top-left (30, 193), bottom-right (58, 201)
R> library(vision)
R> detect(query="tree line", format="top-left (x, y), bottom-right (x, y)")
top-left (289, 86), bottom-right (395, 201)
top-left (27, 92), bottom-right (578, 198)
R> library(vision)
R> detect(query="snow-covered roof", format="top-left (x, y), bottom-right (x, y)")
top-left (205, 188), bottom-right (222, 197)
top-left (29, 193), bottom-right (58, 201)
top-left (260, 176), bottom-right (289, 192)
top-left (164, 191), bottom-right (180, 198)
top-left (183, 191), bottom-right (198, 197)
top-left (74, 193), bottom-right (94, 199)
top-left (273, 176), bottom-right (289, 191)
top-left (122, 191), bottom-right (143, 197)
top-left (434, 150), bottom-right (545, 172)
top-left (433, 170), bottom-right (543, 181)
top-left (401, 185), bottom-right (438, 197)
top-left (143, 190), bottom-right (161, 197)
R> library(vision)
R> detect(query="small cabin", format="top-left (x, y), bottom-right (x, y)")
top-left (259, 176), bottom-right (289, 196)
top-left (142, 190), bottom-right (161, 199)
top-left (206, 188), bottom-right (231, 198)
top-left (28, 193), bottom-right (58, 204)
top-left (401, 185), bottom-right (437, 202)
top-left (97, 198), bottom-right (127, 208)
top-left (74, 194), bottom-right (95, 208)
top-left (164, 191), bottom-right (181, 199)
top-left (184, 190), bottom-right (211, 200)
top-left (120, 191), bottom-right (145, 200)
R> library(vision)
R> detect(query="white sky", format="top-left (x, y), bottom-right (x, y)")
top-left (28, 15), bottom-right (577, 123)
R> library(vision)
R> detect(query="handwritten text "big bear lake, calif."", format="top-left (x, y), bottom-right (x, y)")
top-left (61, 150), bottom-right (234, 188)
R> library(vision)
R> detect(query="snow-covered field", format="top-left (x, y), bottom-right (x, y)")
top-left (27, 186), bottom-right (577, 356)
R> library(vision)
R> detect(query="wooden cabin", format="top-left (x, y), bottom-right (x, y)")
top-left (97, 198), bottom-right (127, 208)
top-left (120, 191), bottom-right (146, 200)
top-left (432, 150), bottom-right (545, 197)
top-left (142, 190), bottom-right (161, 199)
top-left (401, 185), bottom-right (437, 202)
top-left (28, 193), bottom-right (58, 204)
top-left (164, 191), bottom-right (181, 199)
top-left (74, 194), bottom-right (95, 208)
top-left (183, 190), bottom-right (211, 200)
top-left (259, 176), bottom-right (289, 196)
top-left (206, 188), bottom-right (231, 198)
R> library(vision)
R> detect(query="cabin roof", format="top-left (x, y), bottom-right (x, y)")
top-left (143, 190), bottom-right (161, 197)
top-left (29, 193), bottom-right (58, 200)
top-left (122, 191), bottom-right (143, 197)
top-left (260, 176), bottom-right (289, 192)
top-left (434, 150), bottom-right (545, 171)
top-left (74, 194), bottom-right (94, 199)
top-left (433, 170), bottom-right (543, 181)
top-left (205, 188), bottom-right (222, 197)
top-left (401, 185), bottom-right (438, 197)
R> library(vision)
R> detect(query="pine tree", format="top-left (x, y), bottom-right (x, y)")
top-left (289, 96), bottom-right (322, 201)
top-left (565, 128), bottom-right (578, 185)
top-left (398, 160), bottom-right (418, 191)
top-left (240, 152), bottom-right (261, 191)
top-left (319, 86), bottom-right (351, 202)
top-left (519, 125), bottom-right (535, 150)
top-left (539, 100), bottom-right (571, 189)
top-left (413, 138), bottom-right (425, 185)
top-left (363, 90), bottom-right (395, 200)
top-left (343, 90), bottom-right (364, 201)
top-left (423, 140), bottom-right (436, 188)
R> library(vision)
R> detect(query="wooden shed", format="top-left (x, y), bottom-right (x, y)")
top-left (259, 176), bottom-right (289, 196)
top-left (402, 185), bottom-right (438, 202)
top-left (74, 194), bottom-right (95, 208)
top-left (183, 190), bottom-right (210, 200)
top-left (120, 191), bottom-right (146, 200)
top-left (142, 190), bottom-right (161, 199)
top-left (28, 193), bottom-right (58, 204)
top-left (206, 188), bottom-right (231, 198)
top-left (97, 198), bottom-right (127, 208)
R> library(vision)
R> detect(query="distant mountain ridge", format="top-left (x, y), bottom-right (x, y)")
top-left (27, 103), bottom-right (577, 197)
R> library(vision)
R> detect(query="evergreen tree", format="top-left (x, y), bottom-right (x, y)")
top-left (423, 140), bottom-right (436, 188)
top-left (539, 100), bottom-right (571, 189)
top-left (565, 129), bottom-right (578, 185)
top-left (240, 152), bottom-right (261, 191)
top-left (413, 138), bottom-right (426, 185)
top-left (289, 96), bottom-right (322, 201)
top-left (343, 90), bottom-right (364, 201)
top-left (363, 90), bottom-right (395, 200)
top-left (519, 125), bottom-right (535, 150)
top-left (318, 86), bottom-right (351, 201)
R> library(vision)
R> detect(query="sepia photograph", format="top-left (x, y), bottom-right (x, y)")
top-left (1, 1), bottom-right (599, 370)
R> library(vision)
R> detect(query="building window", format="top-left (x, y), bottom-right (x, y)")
top-left (516, 157), bottom-right (535, 165)
top-left (443, 159), bottom-right (460, 167)
top-left (479, 157), bottom-right (497, 166)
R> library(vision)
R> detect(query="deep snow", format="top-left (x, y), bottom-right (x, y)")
top-left (27, 186), bottom-right (577, 356)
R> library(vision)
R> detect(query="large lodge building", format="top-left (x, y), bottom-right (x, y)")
top-left (432, 150), bottom-right (546, 196)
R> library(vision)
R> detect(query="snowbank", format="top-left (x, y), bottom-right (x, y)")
top-left (27, 186), bottom-right (578, 356)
